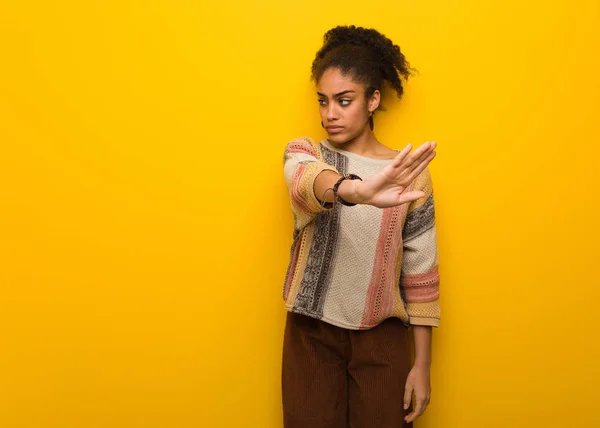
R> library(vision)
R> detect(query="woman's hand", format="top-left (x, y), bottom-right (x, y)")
top-left (354, 141), bottom-right (437, 208)
top-left (403, 364), bottom-right (431, 424)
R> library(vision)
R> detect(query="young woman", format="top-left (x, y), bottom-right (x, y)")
top-left (281, 25), bottom-right (440, 428)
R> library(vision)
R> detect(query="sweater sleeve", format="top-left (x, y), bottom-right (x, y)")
top-left (400, 167), bottom-right (441, 327)
top-left (283, 136), bottom-right (340, 230)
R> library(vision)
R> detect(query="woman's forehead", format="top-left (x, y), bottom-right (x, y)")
top-left (317, 68), bottom-right (363, 95)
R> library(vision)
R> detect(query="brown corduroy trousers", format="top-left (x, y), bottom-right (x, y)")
top-left (282, 312), bottom-right (413, 428)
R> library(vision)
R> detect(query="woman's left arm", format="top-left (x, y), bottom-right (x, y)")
top-left (404, 325), bottom-right (432, 424)
top-left (399, 165), bottom-right (440, 423)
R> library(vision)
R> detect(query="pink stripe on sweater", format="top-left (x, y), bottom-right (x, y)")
top-left (360, 204), bottom-right (409, 328)
top-left (401, 266), bottom-right (440, 303)
top-left (290, 163), bottom-right (313, 214)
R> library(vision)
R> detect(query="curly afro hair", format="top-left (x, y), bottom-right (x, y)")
top-left (311, 25), bottom-right (416, 110)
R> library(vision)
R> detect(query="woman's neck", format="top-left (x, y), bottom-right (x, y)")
top-left (328, 129), bottom-right (389, 157)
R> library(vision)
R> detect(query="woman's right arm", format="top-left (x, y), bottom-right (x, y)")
top-left (284, 137), bottom-right (437, 229)
top-left (315, 141), bottom-right (438, 208)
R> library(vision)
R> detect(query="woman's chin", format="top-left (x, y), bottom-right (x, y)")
top-left (327, 133), bottom-right (351, 144)
top-left (326, 132), bottom-right (343, 141)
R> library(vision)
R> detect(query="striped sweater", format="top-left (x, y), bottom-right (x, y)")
top-left (282, 136), bottom-right (440, 329)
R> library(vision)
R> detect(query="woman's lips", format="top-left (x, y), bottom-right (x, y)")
top-left (326, 126), bottom-right (343, 133)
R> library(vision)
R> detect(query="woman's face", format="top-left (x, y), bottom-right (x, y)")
top-left (316, 67), bottom-right (379, 144)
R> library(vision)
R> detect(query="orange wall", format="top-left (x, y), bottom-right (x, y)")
top-left (1, 1), bottom-right (599, 427)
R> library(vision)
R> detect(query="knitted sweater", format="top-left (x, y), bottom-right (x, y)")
top-left (282, 136), bottom-right (440, 329)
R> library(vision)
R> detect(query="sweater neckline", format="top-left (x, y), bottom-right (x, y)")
top-left (320, 139), bottom-right (400, 164)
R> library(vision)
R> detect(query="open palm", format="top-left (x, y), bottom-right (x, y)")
top-left (356, 141), bottom-right (437, 208)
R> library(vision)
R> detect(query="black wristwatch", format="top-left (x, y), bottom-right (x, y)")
top-left (332, 173), bottom-right (363, 206)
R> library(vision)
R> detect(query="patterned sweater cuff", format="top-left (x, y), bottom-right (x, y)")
top-left (409, 316), bottom-right (440, 327)
top-left (296, 161), bottom-right (339, 213)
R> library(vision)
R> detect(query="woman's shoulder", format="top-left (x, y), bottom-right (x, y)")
top-left (284, 136), bottom-right (322, 158)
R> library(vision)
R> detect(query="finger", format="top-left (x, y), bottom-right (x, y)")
top-left (394, 141), bottom-right (435, 171)
top-left (397, 152), bottom-right (437, 187)
top-left (413, 398), bottom-right (426, 417)
top-left (403, 383), bottom-right (413, 411)
top-left (390, 143), bottom-right (414, 168)
top-left (401, 141), bottom-right (437, 175)
top-left (405, 399), bottom-right (425, 424)
top-left (399, 150), bottom-right (436, 188)
top-left (422, 399), bottom-right (430, 414)
top-left (394, 147), bottom-right (435, 184)
top-left (405, 408), bottom-right (418, 424)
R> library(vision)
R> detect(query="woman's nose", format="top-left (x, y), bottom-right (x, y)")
top-left (326, 105), bottom-right (337, 120)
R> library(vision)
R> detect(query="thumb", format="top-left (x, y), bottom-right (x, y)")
top-left (403, 383), bottom-right (413, 410)
top-left (397, 190), bottom-right (426, 205)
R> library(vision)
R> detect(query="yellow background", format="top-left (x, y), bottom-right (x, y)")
top-left (1, 1), bottom-right (599, 427)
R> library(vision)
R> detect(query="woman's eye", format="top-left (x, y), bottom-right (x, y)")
top-left (340, 99), bottom-right (351, 106)
top-left (318, 99), bottom-right (326, 106)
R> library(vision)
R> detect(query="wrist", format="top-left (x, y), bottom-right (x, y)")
top-left (337, 178), bottom-right (363, 205)
top-left (413, 359), bottom-right (432, 370)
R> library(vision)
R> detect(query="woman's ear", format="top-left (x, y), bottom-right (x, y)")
top-left (368, 89), bottom-right (381, 113)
